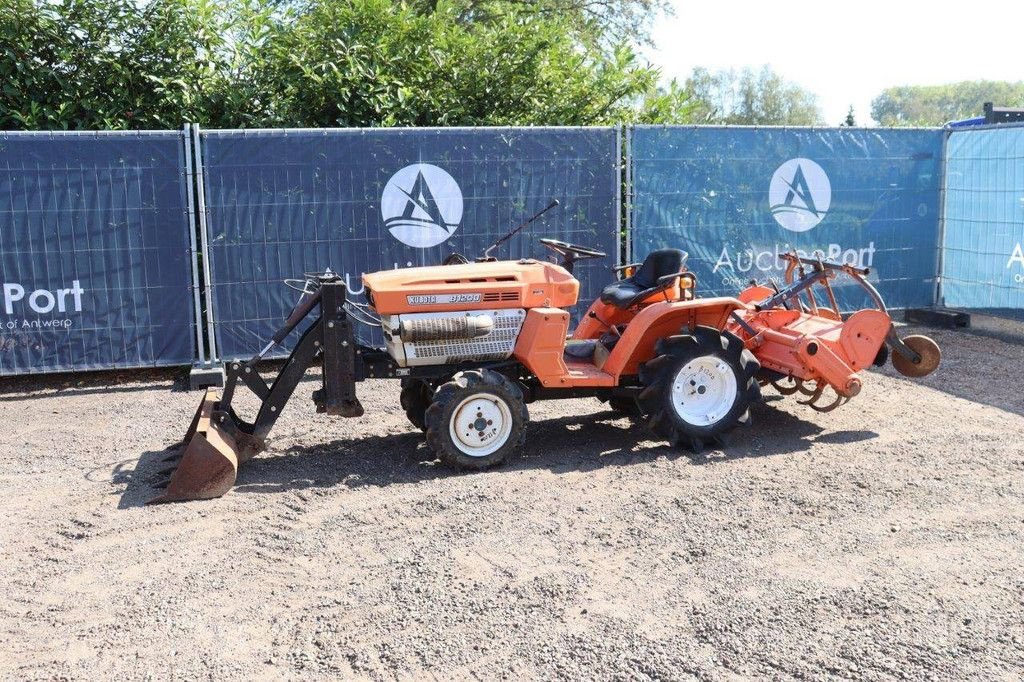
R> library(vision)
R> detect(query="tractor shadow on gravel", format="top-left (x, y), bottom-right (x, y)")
top-left (118, 397), bottom-right (877, 505)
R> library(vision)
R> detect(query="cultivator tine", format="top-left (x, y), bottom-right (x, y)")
top-left (808, 393), bottom-right (849, 413)
top-left (797, 380), bottom-right (820, 397)
top-left (771, 377), bottom-right (801, 395)
top-left (796, 382), bottom-right (825, 406)
top-left (793, 380), bottom-right (851, 413)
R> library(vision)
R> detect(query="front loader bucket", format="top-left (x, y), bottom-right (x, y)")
top-left (148, 389), bottom-right (241, 504)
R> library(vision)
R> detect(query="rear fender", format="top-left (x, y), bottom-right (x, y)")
top-left (601, 298), bottom-right (748, 379)
top-left (572, 298), bottom-right (636, 340)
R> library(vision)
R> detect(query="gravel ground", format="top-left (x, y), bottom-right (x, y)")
top-left (1, 318), bottom-right (1022, 680)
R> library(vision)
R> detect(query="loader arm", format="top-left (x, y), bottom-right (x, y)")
top-left (151, 278), bottom-right (365, 503)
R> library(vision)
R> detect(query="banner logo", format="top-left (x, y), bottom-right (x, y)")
top-left (769, 158), bottom-right (831, 233)
top-left (381, 164), bottom-right (463, 248)
top-left (1009, 242), bottom-right (1024, 284)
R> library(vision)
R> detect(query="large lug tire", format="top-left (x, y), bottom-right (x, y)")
top-left (399, 378), bottom-right (434, 431)
top-left (638, 325), bottom-right (761, 452)
top-left (425, 369), bottom-right (528, 470)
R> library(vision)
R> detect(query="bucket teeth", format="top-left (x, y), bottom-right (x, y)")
top-left (151, 478), bottom-right (170, 489)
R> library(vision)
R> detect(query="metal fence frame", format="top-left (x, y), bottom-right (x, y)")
top-left (191, 124), bottom-right (219, 364)
top-left (937, 120), bottom-right (1024, 315)
top-left (0, 128), bottom-right (199, 375)
top-left (11, 120), bottom-right (1024, 376)
top-left (191, 125), bottom-right (622, 361)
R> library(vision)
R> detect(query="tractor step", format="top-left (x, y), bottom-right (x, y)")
top-left (904, 307), bottom-right (971, 329)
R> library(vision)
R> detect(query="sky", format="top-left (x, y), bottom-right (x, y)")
top-left (645, 0), bottom-right (1022, 125)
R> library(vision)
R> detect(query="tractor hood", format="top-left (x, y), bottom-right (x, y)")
top-left (363, 259), bottom-right (579, 314)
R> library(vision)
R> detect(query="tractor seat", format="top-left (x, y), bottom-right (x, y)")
top-left (600, 249), bottom-right (687, 309)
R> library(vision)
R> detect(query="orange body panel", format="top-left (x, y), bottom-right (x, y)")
top-left (363, 260), bottom-right (578, 314)
top-left (513, 308), bottom-right (572, 387)
top-left (572, 298), bottom-right (635, 340)
top-left (520, 299), bottom-right (747, 387)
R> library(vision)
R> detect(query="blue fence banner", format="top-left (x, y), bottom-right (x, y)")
top-left (0, 131), bottom-right (195, 375)
top-left (629, 126), bottom-right (944, 310)
top-left (942, 125), bottom-right (1024, 318)
top-left (198, 127), bottom-right (620, 359)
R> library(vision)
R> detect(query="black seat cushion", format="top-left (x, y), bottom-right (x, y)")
top-left (601, 248), bottom-right (686, 309)
top-left (600, 279), bottom-right (647, 308)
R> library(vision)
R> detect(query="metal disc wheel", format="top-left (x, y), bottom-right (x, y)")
top-left (425, 369), bottom-right (528, 470)
top-left (891, 334), bottom-right (941, 378)
top-left (448, 393), bottom-right (514, 457)
top-left (638, 326), bottom-right (761, 452)
top-left (670, 356), bottom-right (739, 427)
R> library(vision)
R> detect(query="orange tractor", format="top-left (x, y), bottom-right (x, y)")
top-left (152, 204), bottom-right (940, 503)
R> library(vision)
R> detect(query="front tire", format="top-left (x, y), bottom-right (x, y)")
top-left (602, 395), bottom-right (642, 418)
top-left (400, 378), bottom-right (433, 431)
top-left (638, 326), bottom-right (760, 451)
top-left (425, 370), bottom-right (528, 470)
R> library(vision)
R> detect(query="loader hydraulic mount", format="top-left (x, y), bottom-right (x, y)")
top-left (152, 220), bottom-right (940, 503)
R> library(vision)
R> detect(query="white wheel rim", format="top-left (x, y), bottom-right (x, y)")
top-left (670, 356), bottom-right (738, 427)
top-left (449, 393), bottom-right (513, 457)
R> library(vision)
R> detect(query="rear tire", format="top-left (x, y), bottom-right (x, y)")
top-left (638, 326), bottom-right (760, 451)
top-left (425, 369), bottom-right (528, 470)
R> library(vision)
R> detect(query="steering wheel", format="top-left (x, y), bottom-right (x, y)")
top-left (539, 238), bottom-right (606, 260)
top-left (538, 238), bottom-right (606, 273)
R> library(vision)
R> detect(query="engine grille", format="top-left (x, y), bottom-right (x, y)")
top-left (383, 309), bottom-right (526, 367)
top-left (483, 291), bottom-right (520, 303)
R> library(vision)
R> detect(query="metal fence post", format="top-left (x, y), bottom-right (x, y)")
top-left (182, 123), bottom-right (207, 365)
top-left (624, 124), bottom-right (632, 266)
top-left (615, 124), bottom-right (623, 268)
top-left (935, 126), bottom-right (951, 308)
top-left (192, 124), bottom-right (219, 364)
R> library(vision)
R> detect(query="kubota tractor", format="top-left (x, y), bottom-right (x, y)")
top-left (151, 202), bottom-right (940, 503)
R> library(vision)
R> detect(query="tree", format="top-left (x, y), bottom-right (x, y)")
top-left (685, 65), bottom-right (823, 126)
top-left (871, 81), bottom-right (1024, 126)
top-left (842, 105), bottom-right (855, 127)
top-left (442, 0), bottom-right (671, 46)
top-left (256, 0), bottom-right (689, 127)
top-left (0, 0), bottom-right (692, 130)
